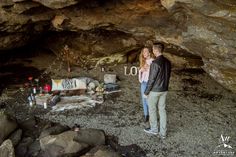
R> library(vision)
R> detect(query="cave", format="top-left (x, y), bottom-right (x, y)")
top-left (0, 0), bottom-right (236, 157)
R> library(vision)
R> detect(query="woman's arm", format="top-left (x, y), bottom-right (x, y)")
top-left (138, 68), bottom-right (142, 83)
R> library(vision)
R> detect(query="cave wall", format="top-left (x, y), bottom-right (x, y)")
top-left (0, 0), bottom-right (236, 92)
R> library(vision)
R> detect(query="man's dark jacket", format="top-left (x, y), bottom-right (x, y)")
top-left (144, 55), bottom-right (171, 95)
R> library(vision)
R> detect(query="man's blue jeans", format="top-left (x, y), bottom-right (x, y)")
top-left (141, 81), bottom-right (149, 116)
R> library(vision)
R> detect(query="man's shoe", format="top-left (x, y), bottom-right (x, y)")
top-left (144, 128), bottom-right (158, 135)
top-left (159, 134), bottom-right (166, 139)
top-left (144, 115), bottom-right (149, 122)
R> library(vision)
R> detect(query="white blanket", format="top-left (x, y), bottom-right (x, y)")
top-left (51, 95), bottom-right (103, 112)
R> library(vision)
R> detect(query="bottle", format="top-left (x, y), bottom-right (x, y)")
top-left (34, 78), bottom-right (40, 93)
top-left (28, 96), bottom-right (33, 107)
top-left (101, 67), bottom-right (105, 72)
top-left (30, 93), bottom-right (36, 106)
top-left (39, 87), bottom-right (43, 94)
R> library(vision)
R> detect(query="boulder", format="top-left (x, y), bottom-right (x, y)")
top-left (40, 131), bottom-right (89, 156)
top-left (32, 0), bottom-right (81, 9)
top-left (26, 140), bottom-right (41, 157)
top-left (38, 144), bottom-right (65, 157)
top-left (8, 129), bottom-right (22, 147)
top-left (15, 137), bottom-right (34, 157)
top-left (39, 124), bottom-right (70, 139)
top-left (0, 139), bottom-right (15, 157)
top-left (81, 145), bottom-right (122, 157)
top-left (0, 113), bottom-right (18, 144)
top-left (74, 129), bottom-right (105, 146)
top-left (11, 1), bottom-right (41, 14)
top-left (19, 117), bottom-right (36, 131)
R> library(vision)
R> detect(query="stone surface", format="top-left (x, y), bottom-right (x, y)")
top-left (39, 124), bottom-right (70, 139)
top-left (158, 0), bottom-right (236, 92)
top-left (0, 1), bottom-right (53, 50)
top-left (0, 113), bottom-right (18, 144)
top-left (33, 0), bottom-right (81, 9)
top-left (0, 139), bottom-right (15, 157)
top-left (40, 130), bottom-right (89, 156)
top-left (81, 145), bottom-right (122, 157)
top-left (8, 129), bottom-right (22, 147)
top-left (73, 129), bottom-right (105, 146)
top-left (43, 31), bottom-right (138, 68)
top-left (19, 117), bottom-right (36, 131)
top-left (0, 0), bottom-right (236, 92)
top-left (26, 140), bottom-right (41, 157)
top-left (15, 137), bottom-right (34, 157)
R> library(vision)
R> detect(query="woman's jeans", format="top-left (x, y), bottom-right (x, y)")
top-left (141, 81), bottom-right (149, 116)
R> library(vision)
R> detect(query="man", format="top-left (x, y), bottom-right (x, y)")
top-left (143, 43), bottom-right (171, 139)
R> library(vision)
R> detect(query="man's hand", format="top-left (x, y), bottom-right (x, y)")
top-left (143, 94), bottom-right (148, 99)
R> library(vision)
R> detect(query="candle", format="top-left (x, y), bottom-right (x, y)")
top-left (33, 87), bottom-right (37, 94)
top-left (44, 84), bottom-right (51, 93)
top-left (29, 101), bottom-right (33, 107)
top-left (43, 102), bottom-right (47, 109)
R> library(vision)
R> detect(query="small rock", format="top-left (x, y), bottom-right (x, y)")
top-left (0, 139), bottom-right (15, 157)
top-left (52, 15), bottom-right (68, 30)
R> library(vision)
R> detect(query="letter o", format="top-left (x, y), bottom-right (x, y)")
top-left (130, 66), bottom-right (138, 76)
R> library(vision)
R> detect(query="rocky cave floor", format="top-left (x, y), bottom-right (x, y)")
top-left (0, 50), bottom-right (236, 157)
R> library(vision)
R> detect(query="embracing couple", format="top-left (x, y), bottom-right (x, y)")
top-left (139, 43), bottom-right (171, 139)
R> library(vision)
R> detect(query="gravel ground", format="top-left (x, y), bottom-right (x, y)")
top-left (40, 65), bottom-right (236, 157)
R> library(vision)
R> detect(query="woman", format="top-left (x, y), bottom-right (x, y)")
top-left (139, 47), bottom-right (154, 122)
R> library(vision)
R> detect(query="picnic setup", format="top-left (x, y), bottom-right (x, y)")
top-left (23, 74), bottom-right (121, 112)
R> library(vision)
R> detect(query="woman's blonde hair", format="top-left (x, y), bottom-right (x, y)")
top-left (139, 47), bottom-right (152, 68)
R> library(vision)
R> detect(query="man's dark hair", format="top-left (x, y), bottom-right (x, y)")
top-left (153, 43), bottom-right (164, 53)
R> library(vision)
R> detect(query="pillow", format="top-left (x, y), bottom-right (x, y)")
top-left (51, 78), bottom-right (87, 91)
